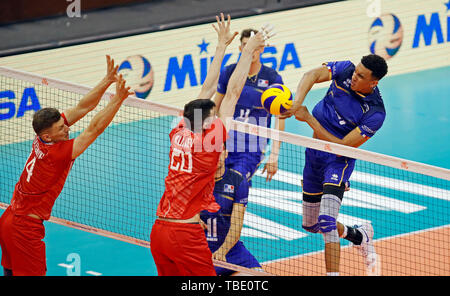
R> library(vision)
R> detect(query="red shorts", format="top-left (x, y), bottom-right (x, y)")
top-left (0, 207), bottom-right (46, 276)
top-left (150, 219), bottom-right (216, 276)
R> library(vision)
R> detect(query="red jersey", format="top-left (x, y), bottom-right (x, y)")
top-left (156, 117), bottom-right (227, 219)
top-left (10, 113), bottom-right (74, 220)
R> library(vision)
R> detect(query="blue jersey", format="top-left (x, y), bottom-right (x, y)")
top-left (217, 63), bottom-right (283, 155)
top-left (200, 168), bottom-right (248, 250)
top-left (313, 61), bottom-right (386, 139)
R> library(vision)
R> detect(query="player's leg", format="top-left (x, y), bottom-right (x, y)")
top-left (2, 212), bottom-right (46, 276)
top-left (224, 241), bottom-right (263, 276)
top-left (301, 148), bottom-right (324, 235)
top-left (319, 183), bottom-right (346, 275)
top-left (150, 220), bottom-right (180, 276)
top-left (169, 223), bottom-right (216, 276)
top-left (318, 155), bottom-right (356, 276)
top-left (0, 207), bottom-right (13, 276)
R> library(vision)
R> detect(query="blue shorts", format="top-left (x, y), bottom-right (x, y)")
top-left (212, 241), bottom-right (261, 276)
top-left (225, 152), bottom-right (263, 183)
top-left (302, 148), bottom-right (355, 195)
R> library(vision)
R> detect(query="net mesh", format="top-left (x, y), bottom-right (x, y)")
top-left (0, 67), bottom-right (449, 276)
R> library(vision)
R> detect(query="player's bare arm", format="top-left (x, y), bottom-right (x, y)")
top-left (64, 55), bottom-right (119, 126)
top-left (262, 116), bottom-right (285, 182)
top-left (197, 13), bottom-right (238, 100)
top-left (212, 92), bottom-right (225, 114)
top-left (212, 203), bottom-right (246, 261)
top-left (218, 29), bottom-right (269, 126)
top-left (279, 65), bottom-right (331, 119)
top-left (72, 75), bottom-right (133, 159)
top-left (295, 105), bottom-right (369, 148)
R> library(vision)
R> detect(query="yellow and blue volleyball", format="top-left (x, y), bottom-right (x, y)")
top-left (261, 84), bottom-right (293, 115)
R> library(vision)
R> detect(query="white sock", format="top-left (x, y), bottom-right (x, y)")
top-left (327, 272), bottom-right (339, 276)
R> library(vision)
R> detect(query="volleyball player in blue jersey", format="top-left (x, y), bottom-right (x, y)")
top-left (213, 28), bottom-right (285, 188)
top-left (200, 149), bottom-right (263, 276)
top-left (281, 55), bottom-right (388, 276)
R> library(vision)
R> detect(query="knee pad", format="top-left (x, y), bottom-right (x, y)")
top-left (302, 223), bottom-right (320, 233)
top-left (302, 199), bottom-right (321, 233)
top-left (318, 215), bottom-right (339, 243)
top-left (318, 214), bottom-right (337, 233)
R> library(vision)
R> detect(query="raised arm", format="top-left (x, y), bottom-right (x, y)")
top-left (71, 75), bottom-right (133, 159)
top-left (197, 13), bottom-right (238, 100)
top-left (279, 65), bottom-right (331, 119)
top-left (64, 55), bottom-right (118, 126)
top-left (218, 30), bottom-right (268, 128)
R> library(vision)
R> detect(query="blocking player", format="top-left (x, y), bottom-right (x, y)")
top-left (280, 54), bottom-right (388, 276)
top-left (0, 55), bottom-right (133, 276)
top-left (200, 148), bottom-right (263, 276)
top-left (150, 17), bottom-right (272, 276)
top-left (213, 28), bottom-right (285, 192)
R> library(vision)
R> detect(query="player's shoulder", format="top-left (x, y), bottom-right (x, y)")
top-left (362, 87), bottom-right (386, 118)
top-left (328, 60), bottom-right (355, 68)
top-left (327, 60), bottom-right (355, 76)
top-left (48, 139), bottom-right (75, 162)
top-left (367, 87), bottom-right (384, 107)
top-left (261, 65), bottom-right (282, 79)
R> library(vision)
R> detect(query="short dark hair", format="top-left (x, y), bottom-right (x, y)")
top-left (183, 99), bottom-right (216, 132)
top-left (240, 28), bottom-right (258, 43)
top-left (32, 107), bottom-right (61, 135)
top-left (361, 54), bottom-right (388, 80)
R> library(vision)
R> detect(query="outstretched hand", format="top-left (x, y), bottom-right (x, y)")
top-left (114, 74), bottom-right (134, 102)
top-left (212, 13), bottom-right (238, 47)
top-left (262, 160), bottom-right (278, 182)
top-left (245, 23), bottom-right (276, 52)
top-left (104, 55), bottom-right (119, 84)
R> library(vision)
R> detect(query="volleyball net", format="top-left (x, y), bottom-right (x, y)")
top-left (0, 66), bottom-right (449, 276)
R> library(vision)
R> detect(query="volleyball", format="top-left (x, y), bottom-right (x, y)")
top-left (261, 84), bottom-right (293, 115)
top-left (118, 55), bottom-right (154, 99)
top-left (368, 13), bottom-right (403, 60)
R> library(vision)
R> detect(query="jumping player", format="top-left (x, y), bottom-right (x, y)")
top-left (0, 56), bottom-right (133, 276)
top-left (213, 28), bottom-right (285, 189)
top-left (280, 55), bottom-right (388, 276)
top-left (150, 16), bottom-right (272, 275)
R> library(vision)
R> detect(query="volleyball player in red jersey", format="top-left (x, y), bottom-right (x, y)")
top-left (150, 14), bottom-right (272, 276)
top-left (0, 56), bottom-right (133, 276)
